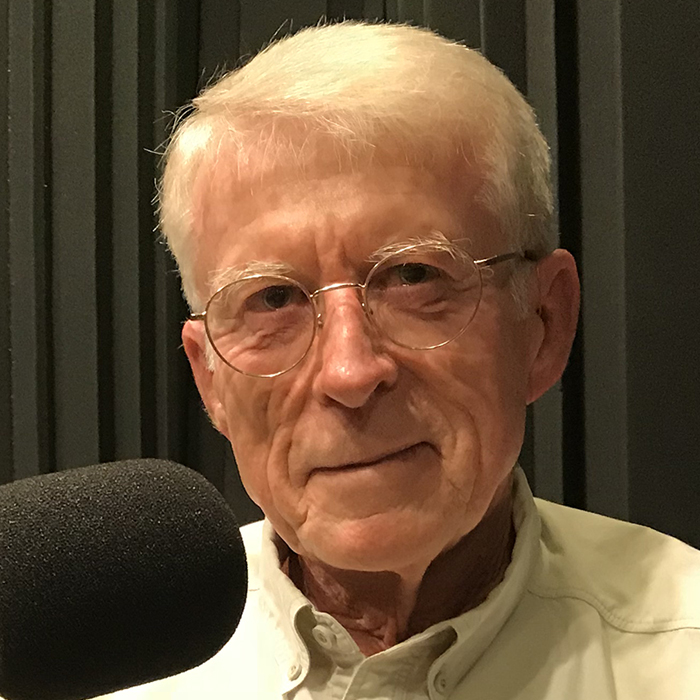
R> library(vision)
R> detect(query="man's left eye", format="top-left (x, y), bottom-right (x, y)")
top-left (261, 285), bottom-right (294, 309)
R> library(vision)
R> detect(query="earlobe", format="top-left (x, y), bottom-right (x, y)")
top-left (526, 249), bottom-right (580, 404)
top-left (182, 320), bottom-right (230, 438)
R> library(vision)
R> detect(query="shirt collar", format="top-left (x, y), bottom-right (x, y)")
top-left (427, 467), bottom-right (541, 695)
top-left (257, 520), bottom-right (313, 693)
top-left (255, 467), bottom-right (541, 695)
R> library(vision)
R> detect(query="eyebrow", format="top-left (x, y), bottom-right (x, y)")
top-left (207, 231), bottom-right (470, 291)
top-left (208, 260), bottom-right (297, 291)
top-left (368, 231), bottom-right (472, 264)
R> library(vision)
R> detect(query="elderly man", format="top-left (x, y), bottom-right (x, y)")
top-left (114, 21), bottom-right (698, 700)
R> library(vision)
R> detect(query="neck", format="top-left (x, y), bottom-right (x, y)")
top-left (285, 483), bottom-right (516, 655)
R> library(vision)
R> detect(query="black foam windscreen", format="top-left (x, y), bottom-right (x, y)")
top-left (0, 459), bottom-right (248, 700)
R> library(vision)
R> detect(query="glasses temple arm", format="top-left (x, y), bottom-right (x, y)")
top-left (474, 249), bottom-right (545, 268)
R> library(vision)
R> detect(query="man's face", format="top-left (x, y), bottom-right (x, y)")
top-left (185, 158), bottom-right (545, 577)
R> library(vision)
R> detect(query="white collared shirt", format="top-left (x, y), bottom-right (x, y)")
top-left (103, 470), bottom-right (700, 699)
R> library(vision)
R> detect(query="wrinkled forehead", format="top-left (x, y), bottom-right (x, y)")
top-left (192, 120), bottom-right (489, 228)
top-left (187, 125), bottom-right (497, 295)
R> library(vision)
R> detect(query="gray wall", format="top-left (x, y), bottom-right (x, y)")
top-left (1, 0), bottom-right (698, 546)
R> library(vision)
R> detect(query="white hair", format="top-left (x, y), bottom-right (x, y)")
top-left (159, 21), bottom-right (554, 311)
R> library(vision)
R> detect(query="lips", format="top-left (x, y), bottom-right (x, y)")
top-left (313, 442), bottom-right (429, 473)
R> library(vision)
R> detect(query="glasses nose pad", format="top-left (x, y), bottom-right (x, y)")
top-left (308, 290), bottom-right (325, 330)
top-left (311, 282), bottom-right (369, 328)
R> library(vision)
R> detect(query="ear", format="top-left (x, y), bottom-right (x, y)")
top-left (526, 249), bottom-right (580, 404)
top-left (182, 320), bottom-right (232, 439)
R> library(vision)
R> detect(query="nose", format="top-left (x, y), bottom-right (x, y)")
top-left (312, 288), bottom-right (398, 408)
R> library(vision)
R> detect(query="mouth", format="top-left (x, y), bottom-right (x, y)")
top-left (313, 442), bottom-right (430, 474)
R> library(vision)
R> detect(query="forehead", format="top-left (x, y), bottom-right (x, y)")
top-left (191, 150), bottom-right (500, 294)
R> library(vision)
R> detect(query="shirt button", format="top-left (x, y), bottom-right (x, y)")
top-left (311, 624), bottom-right (336, 650)
top-left (288, 663), bottom-right (302, 681)
top-left (434, 670), bottom-right (448, 694)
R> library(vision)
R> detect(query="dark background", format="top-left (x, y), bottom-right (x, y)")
top-left (1, 0), bottom-right (698, 546)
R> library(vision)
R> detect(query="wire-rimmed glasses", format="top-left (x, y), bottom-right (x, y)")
top-left (189, 242), bottom-right (541, 378)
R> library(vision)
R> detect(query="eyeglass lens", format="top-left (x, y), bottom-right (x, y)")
top-left (205, 248), bottom-right (482, 376)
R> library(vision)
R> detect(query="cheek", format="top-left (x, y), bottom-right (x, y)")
top-left (212, 369), bottom-right (313, 515)
top-left (212, 373), bottom-right (276, 504)
top-left (415, 315), bottom-right (530, 469)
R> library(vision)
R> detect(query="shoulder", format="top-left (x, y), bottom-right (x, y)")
top-left (531, 499), bottom-right (700, 633)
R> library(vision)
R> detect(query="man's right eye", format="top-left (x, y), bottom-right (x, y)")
top-left (243, 284), bottom-right (306, 314)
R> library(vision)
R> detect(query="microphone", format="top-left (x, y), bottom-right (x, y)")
top-left (0, 459), bottom-right (248, 700)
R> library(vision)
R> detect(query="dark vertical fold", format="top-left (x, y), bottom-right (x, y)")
top-left (152, 0), bottom-right (201, 474)
top-left (361, 0), bottom-right (384, 20)
top-left (522, 0), bottom-right (563, 503)
top-left (50, 0), bottom-right (102, 469)
top-left (0, 0), bottom-right (11, 483)
top-left (423, 0), bottom-right (480, 48)
top-left (554, 2), bottom-right (585, 510)
top-left (112, 0), bottom-right (142, 458)
top-left (188, 0), bottom-right (245, 500)
top-left (480, 0), bottom-right (526, 95)
top-left (198, 0), bottom-right (240, 87)
top-left (327, 0), bottom-right (364, 20)
top-left (137, 0), bottom-right (158, 457)
top-left (238, 0), bottom-right (325, 56)
top-left (621, 1), bottom-right (700, 547)
top-left (575, 0), bottom-right (628, 522)
top-left (7, 0), bottom-right (54, 479)
top-left (39, 0), bottom-right (55, 476)
top-left (95, 0), bottom-right (115, 462)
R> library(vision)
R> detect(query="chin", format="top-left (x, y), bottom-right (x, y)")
top-left (299, 511), bottom-right (457, 574)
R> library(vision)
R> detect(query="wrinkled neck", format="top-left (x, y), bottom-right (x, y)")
top-left (282, 485), bottom-right (516, 655)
